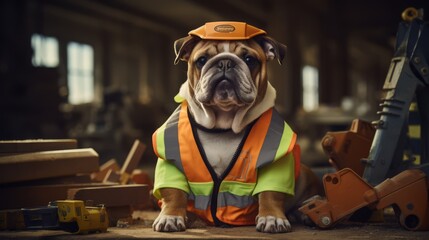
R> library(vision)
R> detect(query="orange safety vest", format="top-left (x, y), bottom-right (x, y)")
top-left (152, 102), bottom-right (299, 226)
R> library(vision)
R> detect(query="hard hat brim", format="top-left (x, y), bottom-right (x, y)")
top-left (188, 21), bottom-right (266, 40)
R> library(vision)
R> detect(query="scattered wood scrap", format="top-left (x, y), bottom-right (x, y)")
top-left (120, 140), bottom-right (147, 183)
top-left (0, 138), bottom-right (153, 228)
top-left (91, 159), bottom-right (120, 182)
top-left (103, 139), bottom-right (146, 184)
top-left (131, 169), bottom-right (154, 189)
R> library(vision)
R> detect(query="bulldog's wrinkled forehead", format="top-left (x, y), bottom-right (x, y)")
top-left (189, 21), bottom-right (266, 40)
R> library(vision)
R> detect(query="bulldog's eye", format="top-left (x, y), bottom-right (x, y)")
top-left (196, 56), bottom-right (207, 68)
top-left (244, 55), bottom-right (258, 68)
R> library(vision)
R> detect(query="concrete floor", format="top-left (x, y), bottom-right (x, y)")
top-left (1, 210), bottom-right (428, 239)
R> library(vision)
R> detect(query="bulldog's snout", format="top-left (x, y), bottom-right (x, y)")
top-left (214, 59), bottom-right (238, 99)
top-left (217, 59), bottom-right (236, 72)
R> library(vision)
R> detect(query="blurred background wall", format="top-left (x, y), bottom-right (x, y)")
top-left (1, 0), bottom-right (428, 169)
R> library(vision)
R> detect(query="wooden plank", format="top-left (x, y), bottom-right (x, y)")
top-left (119, 140), bottom-right (146, 184)
top-left (121, 140), bottom-right (146, 175)
top-left (67, 184), bottom-right (150, 209)
top-left (0, 139), bottom-right (78, 154)
top-left (0, 183), bottom-right (116, 210)
top-left (0, 148), bottom-right (99, 184)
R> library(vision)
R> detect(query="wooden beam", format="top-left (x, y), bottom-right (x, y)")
top-left (45, 0), bottom-right (180, 36)
top-left (120, 140), bottom-right (146, 183)
top-left (0, 148), bottom-right (99, 184)
top-left (0, 183), bottom-right (115, 210)
top-left (67, 184), bottom-right (150, 209)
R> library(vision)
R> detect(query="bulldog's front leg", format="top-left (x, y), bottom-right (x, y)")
top-left (153, 188), bottom-right (187, 232)
top-left (256, 191), bottom-right (291, 233)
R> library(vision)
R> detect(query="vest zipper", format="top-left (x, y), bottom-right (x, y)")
top-left (189, 112), bottom-right (253, 226)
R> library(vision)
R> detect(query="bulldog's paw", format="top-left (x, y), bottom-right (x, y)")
top-left (153, 215), bottom-right (186, 232)
top-left (256, 216), bottom-right (292, 233)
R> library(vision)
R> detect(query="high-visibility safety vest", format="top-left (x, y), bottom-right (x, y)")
top-left (152, 102), bottom-right (300, 226)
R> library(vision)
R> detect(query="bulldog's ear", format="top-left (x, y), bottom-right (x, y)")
top-left (174, 36), bottom-right (200, 65)
top-left (255, 36), bottom-right (287, 65)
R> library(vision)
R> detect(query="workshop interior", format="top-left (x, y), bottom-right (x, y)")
top-left (1, 0), bottom-right (429, 237)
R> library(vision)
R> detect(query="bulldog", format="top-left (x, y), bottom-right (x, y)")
top-left (151, 22), bottom-right (322, 233)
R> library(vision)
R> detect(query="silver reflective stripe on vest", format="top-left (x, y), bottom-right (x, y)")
top-left (217, 192), bottom-right (255, 208)
top-left (256, 109), bottom-right (285, 168)
top-left (190, 190), bottom-right (255, 210)
top-left (189, 193), bottom-right (211, 210)
top-left (164, 106), bottom-right (185, 173)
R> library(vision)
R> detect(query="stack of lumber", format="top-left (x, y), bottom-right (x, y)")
top-left (0, 139), bottom-right (151, 226)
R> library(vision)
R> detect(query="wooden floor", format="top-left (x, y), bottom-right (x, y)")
top-left (0, 210), bottom-right (428, 240)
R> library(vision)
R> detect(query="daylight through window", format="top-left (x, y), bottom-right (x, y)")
top-left (31, 34), bottom-right (59, 67)
top-left (67, 42), bottom-right (94, 104)
top-left (302, 65), bottom-right (319, 112)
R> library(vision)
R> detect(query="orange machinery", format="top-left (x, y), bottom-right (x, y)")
top-left (300, 7), bottom-right (429, 231)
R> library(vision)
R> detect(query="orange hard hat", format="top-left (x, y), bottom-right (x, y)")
top-left (188, 21), bottom-right (266, 40)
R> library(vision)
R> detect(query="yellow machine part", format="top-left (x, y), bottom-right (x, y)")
top-left (56, 200), bottom-right (108, 234)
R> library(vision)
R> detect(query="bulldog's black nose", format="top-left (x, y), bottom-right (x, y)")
top-left (217, 59), bottom-right (235, 71)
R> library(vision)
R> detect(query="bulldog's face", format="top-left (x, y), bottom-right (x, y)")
top-left (190, 40), bottom-right (267, 113)
top-left (176, 37), bottom-right (285, 111)
top-left (174, 35), bottom-right (286, 130)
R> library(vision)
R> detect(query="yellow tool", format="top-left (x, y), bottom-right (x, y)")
top-left (54, 200), bottom-right (108, 234)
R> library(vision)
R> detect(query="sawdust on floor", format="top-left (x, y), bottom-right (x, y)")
top-left (0, 209), bottom-right (428, 239)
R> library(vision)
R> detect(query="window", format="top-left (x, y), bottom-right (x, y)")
top-left (302, 65), bottom-right (319, 112)
top-left (31, 34), bottom-right (59, 67)
top-left (67, 42), bottom-right (94, 104)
